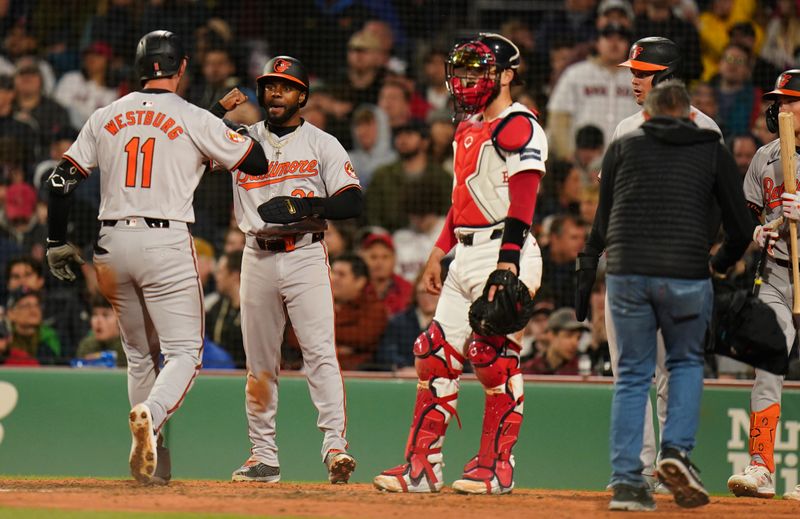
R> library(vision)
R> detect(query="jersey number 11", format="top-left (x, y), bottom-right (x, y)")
top-left (124, 137), bottom-right (156, 188)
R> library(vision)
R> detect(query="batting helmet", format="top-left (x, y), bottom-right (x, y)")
top-left (619, 37), bottom-right (681, 86)
top-left (135, 30), bottom-right (186, 85)
top-left (256, 56), bottom-right (309, 108)
top-left (764, 69), bottom-right (800, 133)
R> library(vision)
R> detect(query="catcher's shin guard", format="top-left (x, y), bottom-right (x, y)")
top-left (750, 404), bottom-right (780, 472)
top-left (373, 321), bottom-right (464, 493)
top-left (452, 334), bottom-right (523, 495)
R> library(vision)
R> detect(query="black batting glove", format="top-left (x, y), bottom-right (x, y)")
top-left (575, 253), bottom-right (599, 321)
top-left (258, 196), bottom-right (325, 224)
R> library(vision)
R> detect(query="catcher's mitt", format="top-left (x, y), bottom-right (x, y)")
top-left (469, 269), bottom-right (535, 336)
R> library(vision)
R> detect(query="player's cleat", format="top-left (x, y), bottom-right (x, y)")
top-left (128, 403), bottom-right (157, 485)
top-left (656, 448), bottom-right (709, 508)
top-left (727, 464), bottom-right (775, 498)
top-left (643, 473), bottom-right (671, 495)
top-left (451, 455), bottom-right (515, 495)
top-left (231, 458), bottom-right (281, 483)
top-left (373, 460), bottom-right (444, 493)
top-left (151, 441), bottom-right (171, 486)
top-left (325, 450), bottom-right (356, 484)
top-left (608, 484), bottom-right (656, 512)
top-left (783, 484), bottom-right (800, 500)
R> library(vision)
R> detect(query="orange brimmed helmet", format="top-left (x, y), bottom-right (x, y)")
top-left (763, 69), bottom-right (800, 133)
top-left (619, 36), bottom-right (681, 85)
top-left (257, 56), bottom-right (309, 108)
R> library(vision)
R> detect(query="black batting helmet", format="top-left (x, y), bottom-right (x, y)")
top-left (135, 30), bottom-right (187, 85)
top-left (256, 56), bottom-right (309, 108)
top-left (763, 69), bottom-right (800, 100)
top-left (619, 37), bottom-right (681, 86)
top-left (764, 69), bottom-right (800, 133)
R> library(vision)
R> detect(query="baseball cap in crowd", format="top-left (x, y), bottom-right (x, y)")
top-left (598, 0), bottom-right (635, 20)
top-left (84, 41), bottom-right (113, 60)
top-left (576, 125), bottom-right (604, 150)
top-left (348, 31), bottom-right (382, 52)
top-left (0, 74), bottom-right (13, 91)
top-left (395, 120), bottom-right (429, 138)
top-left (599, 23), bottom-right (633, 40)
top-left (547, 308), bottom-right (590, 332)
top-left (6, 287), bottom-right (40, 310)
top-left (532, 300), bottom-right (555, 318)
top-left (360, 231), bottom-right (395, 251)
top-left (5, 182), bottom-right (37, 221)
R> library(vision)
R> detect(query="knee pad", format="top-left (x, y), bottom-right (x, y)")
top-left (414, 321), bottom-right (465, 380)
top-left (467, 334), bottom-right (521, 388)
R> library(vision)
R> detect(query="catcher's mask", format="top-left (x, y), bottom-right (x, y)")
top-left (446, 33), bottom-right (520, 121)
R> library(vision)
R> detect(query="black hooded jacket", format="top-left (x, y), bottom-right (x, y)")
top-left (585, 116), bottom-right (753, 279)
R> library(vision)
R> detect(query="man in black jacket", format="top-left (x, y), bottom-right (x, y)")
top-left (583, 80), bottom-right (753, 511)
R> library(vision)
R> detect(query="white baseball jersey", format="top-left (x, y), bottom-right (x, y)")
top-left (65, 90), bottom-right (254, 222)
top-left (231, 121), bottom-right (361, 236)
top-left (599, 106), bottom-right (722, 180)
top-left (547, 58), bottom-right (639, 151)
top-left (610, 105), bottom-right (722, 142)
top-left (451, 102), bottom-right (548, 226)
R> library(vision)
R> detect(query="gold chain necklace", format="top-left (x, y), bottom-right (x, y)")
top-left (265, 124), bottom-right (301, 161)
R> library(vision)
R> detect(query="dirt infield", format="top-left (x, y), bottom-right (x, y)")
top-left (0, 478), bottom-right (799, 518)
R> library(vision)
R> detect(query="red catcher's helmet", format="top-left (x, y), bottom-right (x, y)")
top-left (256, 56), bottom-right (309, 107)
top-left (446, 33), bottom-right (520, 120)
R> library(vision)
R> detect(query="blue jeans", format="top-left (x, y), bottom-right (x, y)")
top-left (607, 274), bottom-right (712, 488)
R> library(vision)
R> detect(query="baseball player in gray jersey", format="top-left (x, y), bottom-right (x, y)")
top-left (727, 69), bottom-right (800, 500)
top-left (578, 37), bottom-right (722, 491)
top-left (44, 30), bottom-right (268, 485)
top-left (213, 56), bottom-right (361, 485)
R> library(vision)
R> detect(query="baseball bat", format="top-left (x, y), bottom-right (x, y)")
top-left (778, 112), bottom-right (800, 313)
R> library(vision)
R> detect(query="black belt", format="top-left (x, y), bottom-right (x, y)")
top-left (457, 228), bottom-right (503, 246)
top-left (774, 257), bottom-right (793, 269)
top-left (102, 218), bottom-right (170, 228)
top-left (256, 232), bottom-right (324, 252)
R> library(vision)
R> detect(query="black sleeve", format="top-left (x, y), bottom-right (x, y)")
top-left (47, 158), bottom-right (86, 244)
top-left (236, 142), bottom-right (268, 175)
top-left (48, 194), bottom-right (72, 244)
top-left (314, 187), bottom-right (363, 220)
top-left (710, 144), bottom-right (756, 272)
top-left (583, 141), bottom-right (619, 257)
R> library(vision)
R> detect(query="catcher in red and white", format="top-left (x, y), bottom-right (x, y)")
top-left (373, 33), bottom-right (546, 495)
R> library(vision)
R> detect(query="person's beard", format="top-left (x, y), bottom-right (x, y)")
top-left (398, 146), bottom-right (420, 160)
top-left (265, 100), bottom-right (300, 126)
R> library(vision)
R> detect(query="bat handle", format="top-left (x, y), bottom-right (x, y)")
top-left (753, 241), bottom-right (770, 297)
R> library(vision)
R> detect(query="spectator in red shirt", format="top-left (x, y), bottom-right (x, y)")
top-left (331, 253), bottom-right (388, 370)
top-left (523, 308), bottom-right (588, 375)
top-left (358, 230), bottom-right (412, 317)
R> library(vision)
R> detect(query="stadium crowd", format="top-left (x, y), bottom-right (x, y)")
top-left (0, 0), bottom-right (797, 377)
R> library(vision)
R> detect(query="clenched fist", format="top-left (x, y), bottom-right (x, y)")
top-left (219, 88), bottom-right (249, 112)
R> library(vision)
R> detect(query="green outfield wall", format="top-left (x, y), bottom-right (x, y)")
top-left (0, 369), bottom-right (798, 494)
